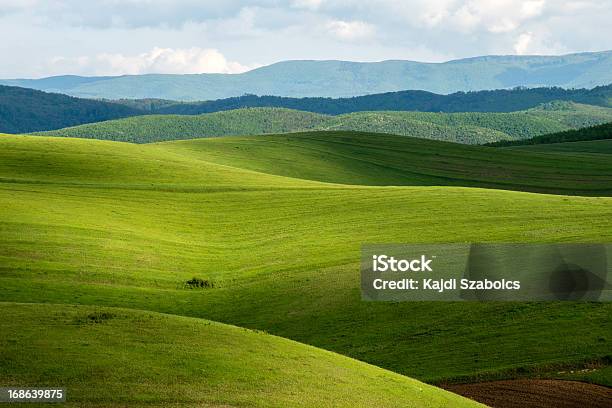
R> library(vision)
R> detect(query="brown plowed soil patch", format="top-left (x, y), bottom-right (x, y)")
top-left (445, 379), bottom-right (612, 408)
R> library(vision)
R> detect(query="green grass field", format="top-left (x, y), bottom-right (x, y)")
top-left (35, 102), bottom-right (612, 144)
top-left (1, 303), bottom-right (483, 407)
top-left (1, 132), bottom-right (611, 405)
top-left (156, 131), bottom-right (612, 195)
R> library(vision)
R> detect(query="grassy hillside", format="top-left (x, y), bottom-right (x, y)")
top-left (37, 103), bottom-right (612, 144)
top-left (0, 133), bottom-right (315, 188)
top-left (3, 50), bottom-right (612, 99)
top-left (1, 303), bottom-right (482, 407)
top-left (158, 131), bottom-right (612, 195)
top-left (0, 85), bottom-right (140, 133)
top-left (1, 133), bottom-right (611, 391)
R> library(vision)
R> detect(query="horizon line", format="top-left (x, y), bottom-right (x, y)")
top-left (3, 49), bottom-right (611, 80)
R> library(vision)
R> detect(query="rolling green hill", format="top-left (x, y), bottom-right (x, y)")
top-left (157, 131), bottom-right (612, 195)
top-left (36, 103), bottom-right (612, 144)
top-left (1, 132), bottom-right (611, 395)
top-left (0, 303), bottom-right (481, 407)
top-left (0, 85), bottom-right (141, 133)
top-left (3, 50), bottom-right (612, 99)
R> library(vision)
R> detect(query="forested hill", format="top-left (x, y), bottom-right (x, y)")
top-left (120, 85), bottom-right (612, 115)
top-left (3, 82), bottom-right (612, 134)
top-left (37, 103), bottom-right (612, 145)
top-left (0, 85), bottom-right (141, 133)
top-left (486, 122), bottom-right (612, 147)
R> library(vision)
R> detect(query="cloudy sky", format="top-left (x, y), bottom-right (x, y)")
top-left (1, 0), bottom-right (611, 78)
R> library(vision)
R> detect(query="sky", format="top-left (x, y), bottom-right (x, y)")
top-left (0, 0), bottom-right (611, 78)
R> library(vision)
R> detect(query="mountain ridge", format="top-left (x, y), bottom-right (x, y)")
top-left (3, 50), bottom-right (612, 100)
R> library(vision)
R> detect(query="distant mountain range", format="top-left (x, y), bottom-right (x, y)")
top-left (2, 51), bottom-right (612, 100)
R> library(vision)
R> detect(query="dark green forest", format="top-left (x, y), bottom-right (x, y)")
top-left (0, 85), bottom-right (140, 133)
top-left (121, 85), bottom-right (612, 115)
top-left (486, 122), bottom-right (612, 146)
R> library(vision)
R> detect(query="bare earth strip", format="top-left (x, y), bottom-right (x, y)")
top-left (445, 380), bottom-right (612, 408)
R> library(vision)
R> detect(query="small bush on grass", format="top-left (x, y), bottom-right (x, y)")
top-left (185, 277), bottom-right (215, 289)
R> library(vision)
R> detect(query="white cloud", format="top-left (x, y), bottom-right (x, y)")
top-left (413, 0), bottom-right (454, 27)
top-left (514, 32), bottom-right (533, 54)
top-left (326, 20), bottom-right (375, 41)
top-left (415, 0), bottom-right (547, 34)
top-left (47, 47), bottom-right (257, 76)
top-left (292, 0), bottom-right (324, 11)
top-left (511, 29), bottom-right (568, 56)
top-left (521, 0), bottom-right (546, 18)
top-left (453, 5), bottom-right (480, 31)
top-left (0, 0), bottom-right (37, 14)
top-left (488, 18), bottom-right (517, 33)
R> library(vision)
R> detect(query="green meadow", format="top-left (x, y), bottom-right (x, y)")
top-left (1, 131), bottom-right (611, 405)
top-left (1, 303), bottom-right (484, 407)
top-left (157, 131), bottom-right (612, 195)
